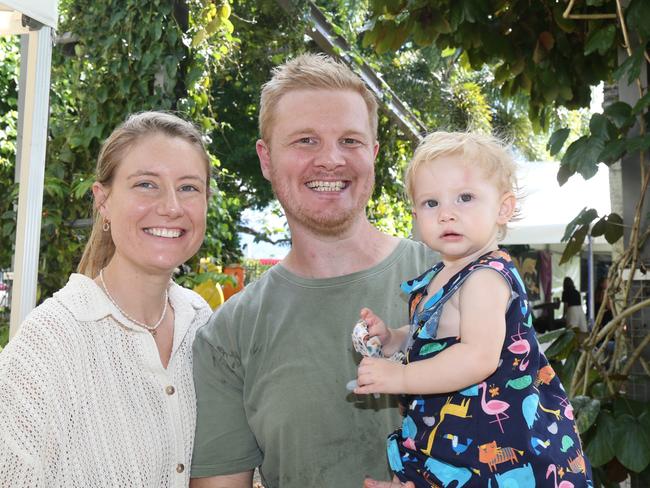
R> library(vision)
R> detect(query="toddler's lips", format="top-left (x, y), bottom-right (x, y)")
top-left (441, 232), bottom-right (462, 241)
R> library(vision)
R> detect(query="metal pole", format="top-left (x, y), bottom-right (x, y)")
top-left (587, 233), bottom-right (594, 330)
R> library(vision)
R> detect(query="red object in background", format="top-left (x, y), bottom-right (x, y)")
top-left (259, 258), bottom-right (280, 266)
top-left (222, 264), bottom-right (245, 301)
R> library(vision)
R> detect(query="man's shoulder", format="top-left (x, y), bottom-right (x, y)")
top-left (196, 266), bottom-right (281, 336)
top-left (393, 238), bottom-right (438, 267)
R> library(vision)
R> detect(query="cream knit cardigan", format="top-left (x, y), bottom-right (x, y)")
top-left (0, 274), bottom-right (212, 487)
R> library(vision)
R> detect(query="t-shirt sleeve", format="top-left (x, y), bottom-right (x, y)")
top-left (191, 305), bottom-right (263, 477)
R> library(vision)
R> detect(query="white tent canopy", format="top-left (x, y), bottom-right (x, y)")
top-left (1, 0), bottom-right (57, 337)
top-left (502, 161), bottom-right (611, 247)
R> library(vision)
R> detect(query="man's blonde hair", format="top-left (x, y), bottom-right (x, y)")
top-left (259, 53), bottom-right (378, 142)
top-left (405, 131), bottom-right (520, 237)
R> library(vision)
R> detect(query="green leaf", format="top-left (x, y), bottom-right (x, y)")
top-left (584, 24), bottom-right (616, 55)
top-left (561, 207), bottom-right (599, 242)
top-left (547, 128), bottom-right (570, 156)
top-left (633, 91), bottom-right (650, 115)
top-left (536, 328), bottom-right (566, 344)
top-left (626, 0), bottom-right (650, 39)
top-left (573, 395), bottom-right (602, 433)
top-left (544, 328), bottom-right (577, 359)
top-left (603, 213), bottom-right (624, 244)
top-left (560, 224), bottom-right (590, 264)
top-left (584, 410), bottom-right (616, 466)
top-left (589, 113), bottom-right (611, 140)
top-left (604, 102), bottom-right (633, 128)
top-left (615, 414), bottom-right (650, 472)
top-left (613, 49), bottom-right (644, 85)
top-left (561, 136), bottom-right (603, 182)
top-left (598, 139), bottom-right (626, 165)
top-left (627, 134), bottom-right (650, 153)
top-left (613, 396), bottom-right (649, 418)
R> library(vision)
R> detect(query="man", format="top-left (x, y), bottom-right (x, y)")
top-left (191, 53), bottom-right (434, 488)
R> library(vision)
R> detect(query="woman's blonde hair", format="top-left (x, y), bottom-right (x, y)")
top-left (405, 131), bottom-right (520, 238)
top-left (259, 53), bottom-right (378, 142)
top-left (77, 111), bottom-right (210, 278)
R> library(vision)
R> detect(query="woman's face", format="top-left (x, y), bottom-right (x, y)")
top-left (93, 133), bottom-right (208, 276)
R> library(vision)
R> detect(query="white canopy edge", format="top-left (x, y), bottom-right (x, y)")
top-left (0, 1), bottom-right (58, 30)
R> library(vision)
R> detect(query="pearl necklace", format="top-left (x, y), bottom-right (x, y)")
top-left (99, 268), bottom-right (168, 336)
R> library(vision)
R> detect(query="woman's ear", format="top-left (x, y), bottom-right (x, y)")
top-left (92, 182), bottom-right (110, 218)
top-left (497, 192), bottom-right (516, 224)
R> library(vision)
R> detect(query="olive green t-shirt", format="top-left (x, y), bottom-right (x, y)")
top-left (191, 239), bottom-right (437, 487)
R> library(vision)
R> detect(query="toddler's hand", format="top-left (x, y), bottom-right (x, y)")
top-left (360, 307), bottom-right (391, 345)
top-left (355, 357), bottom-right (406, 395)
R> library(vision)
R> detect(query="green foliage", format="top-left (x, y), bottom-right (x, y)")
top-left (0, 1), bottom-right (242, 300)
top-left (364, 0), bottom-right (619, 128)
top-left (0, 37), bottom-right (19, 273)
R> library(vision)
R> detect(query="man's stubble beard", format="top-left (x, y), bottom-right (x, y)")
top-left (269, 166), bottom-right (375, 238)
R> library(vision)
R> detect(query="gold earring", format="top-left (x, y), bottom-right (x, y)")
top-left (102, 218), bottom-right (110, 232)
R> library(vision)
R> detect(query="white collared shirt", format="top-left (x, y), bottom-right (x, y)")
top-left (0, 274), bottom-right (211, 487)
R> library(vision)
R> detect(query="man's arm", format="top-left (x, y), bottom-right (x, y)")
top-left (190, 471), bottom-right (254, 488)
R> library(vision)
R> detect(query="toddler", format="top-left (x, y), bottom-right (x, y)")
top-left (356, 132), bottom-right (592, 488)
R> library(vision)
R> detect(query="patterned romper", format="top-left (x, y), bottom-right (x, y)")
top-left (387, 250), bottom-right (593, 487)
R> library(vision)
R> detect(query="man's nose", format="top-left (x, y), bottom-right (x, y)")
top-left (315, 141), bottom-right (346, 170)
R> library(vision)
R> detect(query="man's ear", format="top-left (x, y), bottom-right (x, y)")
top-left (372, 140), bottom-right (379, 160)
top-left (497, 192), bottom-right (516, 224)
top-left (256, 139), bottom-right (272, 182)
top-left (92, 182), bottom-right (110, 219)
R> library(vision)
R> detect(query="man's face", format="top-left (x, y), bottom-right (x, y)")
top-left (256, 89), bottom-right (378, 237)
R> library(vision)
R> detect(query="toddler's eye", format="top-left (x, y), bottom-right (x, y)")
top-left (424, 199), bottom-right (438, 208)
top-left (459, 193), bottom-right (473, 203)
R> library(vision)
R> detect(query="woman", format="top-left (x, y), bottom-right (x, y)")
top-left (0, 112), bottom-right (212, 487)
top-left (561, 276), bottom-right (587, 332)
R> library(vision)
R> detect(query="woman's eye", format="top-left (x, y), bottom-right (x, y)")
top-left (424, 199), bottom-right (438, 208)
top-left (459, 193), bottom-right (473, 203)
top-left (135, 181), bottom-right (155, 189)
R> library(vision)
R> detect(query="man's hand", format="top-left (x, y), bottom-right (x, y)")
top-left (363, 476), bottom-right (415, 487)
top-left (355, 357), bottom-right (406, 395)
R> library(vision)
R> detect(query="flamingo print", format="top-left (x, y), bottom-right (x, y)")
top-left (554, 394), bottom-right (575, 420)
top-left (508, 327), bottom-right (531, 371)
top-left (546, 463), bottom-right (574, 488)
top-left (479, 382), bottom-right (510, 433)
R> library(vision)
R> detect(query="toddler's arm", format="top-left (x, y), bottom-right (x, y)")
top-left (360, 307), bottom-right (409, 358)
top-left (356, 269), bottom-right (508, 395)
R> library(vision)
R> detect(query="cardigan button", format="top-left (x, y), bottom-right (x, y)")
top-left (176, 463), bottom-right (185, 473)
top-left (165, 385), bottom-right (176, 395)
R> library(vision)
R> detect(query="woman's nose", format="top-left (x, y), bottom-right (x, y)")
top-left (157, 188), bottom-right (184, 218)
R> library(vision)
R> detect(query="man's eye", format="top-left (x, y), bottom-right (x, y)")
top-left (459, 193), bottom-right (473, 203)
top-left (424, 199), bottom-right (438, 208)
top-left (342, 138), bottom-right (361, 145)
top-left (180, 184), bottom-right (200, 192)
top-left (298, 137), bottom-right (315, 144)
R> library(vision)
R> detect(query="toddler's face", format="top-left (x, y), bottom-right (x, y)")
top-left (411, 155), bottom-right (514, 264)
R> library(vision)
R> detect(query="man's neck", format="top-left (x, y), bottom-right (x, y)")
top-left (281, 220), bottom-right (400, 279)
